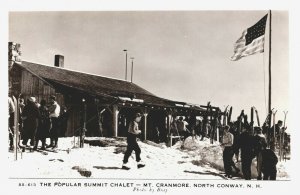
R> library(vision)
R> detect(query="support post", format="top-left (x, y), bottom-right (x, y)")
top-left (167, 114), bottom-right (172, 135)
top-left (167, 114), bottom-right (172, 145)
top-left (271, 110), bottom-right (277, 148)
top-left (112, 105), bottom-right (119, 137)
top-left (143, 113), bottom-right (148, 141)
top-left (80, 99), bottom-right (87, 148)
top-left (268, 10), bottom-right (272, 114)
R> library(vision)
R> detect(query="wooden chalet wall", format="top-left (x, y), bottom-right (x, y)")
top-left (10, 65), bottom-right (83, 137)
top-left (10, 64), bottom-right (205, 142)
top-left (146, 110), bottom-right (168, 142)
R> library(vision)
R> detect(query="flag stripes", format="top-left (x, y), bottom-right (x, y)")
top-left (231, 14), bottom-right (268, 61)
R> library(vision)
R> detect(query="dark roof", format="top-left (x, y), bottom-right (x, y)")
top-left (18, 61), bottom-right (172, 106)
top-left (17, 61), bottom-right (207, 112)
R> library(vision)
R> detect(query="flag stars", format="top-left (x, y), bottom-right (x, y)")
top-left (245, 14), bottom-right (268, 45)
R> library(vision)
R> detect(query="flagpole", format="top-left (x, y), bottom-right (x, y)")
top-left (268, 10), bottom-right (272, 114)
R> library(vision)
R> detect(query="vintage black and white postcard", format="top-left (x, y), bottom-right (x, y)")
top-left (1, 0), bottom-right (299, 195)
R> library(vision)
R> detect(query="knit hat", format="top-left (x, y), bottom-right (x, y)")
top-left (135, 113), bottom-right (142, 118)
top-left (254, 126), bottom-right (262, 133)
top-left (29, 97), bottom-right (36, 102)
top-left (50, 95), bottom-right (56, 101)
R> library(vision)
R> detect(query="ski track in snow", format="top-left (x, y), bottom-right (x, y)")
top-left (8, 137), bottom-right (290, 180)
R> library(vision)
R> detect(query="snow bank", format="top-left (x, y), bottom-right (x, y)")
top-left (8, 137), bottom-right (225, 179)
top-left (177, 137), bottom-right (224, 170)
top-left (8, 137), bottom-right (290, 180)
top-left (174, 136), bottom-right (290, 180)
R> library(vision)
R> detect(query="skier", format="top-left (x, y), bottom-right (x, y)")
top-left (202, 118), bottom-right (211, 140)
top-left (270, 120), bottom-right (286, 146)
top-left (194, 120), bottom-right (203, 139)
top-left (261, 143), bottom-right (278, 180)
top-left (238, 127), bottom-right (255, 180)
top-left (170, 115), bottom-right (178, 136)
top-left (34, 100), bottom-right (51, 150)
top-left (122, 113), bottom-right (145, 170)
top-left (47, 95), bottom-right (60, 149)
top-left (253, 127), bottom-right (267, 180)
top-left (59, 106), bottom-right (69, 137)
top-left (229, 122), bottom-right (241, 173)
top-left (21, 97), bottom-right (40, 147)
top-left (221, 125), bottom-right (234, 178)
top-left (177, 116), bottom-right (190, 140)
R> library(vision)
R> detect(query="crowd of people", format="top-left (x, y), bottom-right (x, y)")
top-left (8, 95), bottom-right (68, 151)
top-left (169, 112), bottom-right (289, 180)
top-left (221, 124), bottom-right (279, 180)
top-left (9, 96), bottom-right (288, 180)
top-left (170, 115), bottom-right (221, 143)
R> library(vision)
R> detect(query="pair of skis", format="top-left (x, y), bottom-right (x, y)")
top-left (12, 95), bottom-right (22, 160)
top-left (262, 109), bottom-right (288, 161)
top-left (279, 111), bottom-right (288, 161)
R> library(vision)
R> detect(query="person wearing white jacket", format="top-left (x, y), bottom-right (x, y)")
top-left (47, 95), bottom-right (60, 149)
top-left (221, 125), bottom-right (234, 178)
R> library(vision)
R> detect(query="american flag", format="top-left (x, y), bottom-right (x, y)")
top-left (231, 14), bottom-right (268, 61)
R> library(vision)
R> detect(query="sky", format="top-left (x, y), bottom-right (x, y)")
top-left (9, 11), bottom-right (289, 122)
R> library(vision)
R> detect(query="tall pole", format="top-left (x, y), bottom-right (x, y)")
top-left (130, 57), bottom-right (134, 83)
top-left (123, 49), bottom-right (128, 80)
top-left (268, 10), bottom-right (272, 114)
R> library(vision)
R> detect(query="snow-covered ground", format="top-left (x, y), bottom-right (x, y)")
top-left (178, 136), bottom-right (290, 180)
top-left (8, 136), bottom-right (290, 180)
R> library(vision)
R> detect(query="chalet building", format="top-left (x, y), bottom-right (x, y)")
top-left (9, 42), bottom-right (214, 142)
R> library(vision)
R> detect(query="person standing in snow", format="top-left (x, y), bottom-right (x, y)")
top-left (187, 114), bottom-right (197, 139)
top-left (34, 100), bottom-right (51, 150)
top-left (170, 116), bottom-right (178, 135)
top-left (47, 95), bottom-right (60, 149)
top-left (253, 127), bottom-right (267, 180)
top-left (202, 118), bottom-right (211, 140)
top-left (261, 142), bottom-right (278, 180)
top-left (21, 97), bottom-right (40, 147)
top-left (229, 122), bottom-right (240, 163)
top-left (238, 127), bottom-right (255, 180)
top-left (228, 123), bottom-right (240, 174)
top-left (59, 106), bottom-right (69, 137)
top-left (177, 116), bottom-right (190, 140)
top-left (221, 125), bottom-right (234, 178)
top-left (122, 113), bottom-right (145, 170)
top-left (269, 120), bottom-right (285, 147)
top-left (194, 120), bottom-right (203, 139)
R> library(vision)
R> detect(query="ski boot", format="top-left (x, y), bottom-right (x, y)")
top-left (122, 162), bottom-right (130, 170)
top-left (137, 160), bottom-right (145, 169)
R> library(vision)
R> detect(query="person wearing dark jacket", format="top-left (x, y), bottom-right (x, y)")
top-left (261, 143), bottom-right (278, 180)
top-left (34, 100), bottom-right (51, 150)
top-left (229, 123), bottom-right (241, 173)
top-left (122, 113), bottom-right (145, 170)
top-left (59, 106), bottom-right (69, 137)
top-left (21, 97), bottom-right (40, 147)
top-left (269, 120), bottom-right (286, 147)
top-left (238, 127), bottom-right (255, 180)
top-left (177, 116), bottom-right (190, 140)
top-left (253, 127), bottom-right (267, 180)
